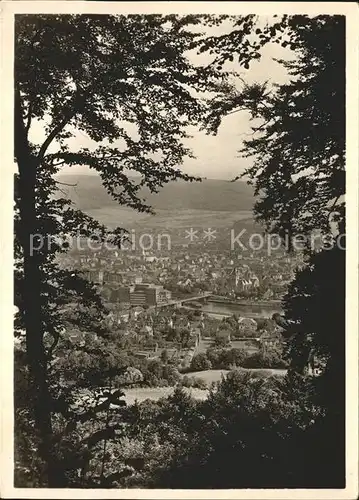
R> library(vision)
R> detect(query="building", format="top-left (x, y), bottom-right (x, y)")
top-left (83, 269), bottom-right (104, 284)
top-left (116, 285), bottom-right (134, 303)
top-left (126, 273), bottom-right (143, 284)
top-left (259, 333), bottom-right (282, 350)
top-left (237, 317), bottom-right (258, 332)
top-left (117, 283), bottom-right (171, 307)
top-left (131, 283), bottom-right (171, 306)
top-left (129, 284), bottom-right (147, 306)
top-left (103, 271), bottom-right (122, 284)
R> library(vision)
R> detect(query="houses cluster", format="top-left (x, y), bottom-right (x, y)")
top-left (58, 241), bottom-right (302, 306)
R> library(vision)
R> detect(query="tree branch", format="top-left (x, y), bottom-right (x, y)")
top-left (327, 195), bottom-right (341, 221)
top-left (37, 87), bottom-right (86, 162)
top-left (55, 180), bottom-right (78, 187)
top-left (38, 113), bottom-right (76, 163)
top-left (251, 119), bottom-right (273, 134)
top-left (14, 86), bottom-right (32, 172)
top-left (25, 101), bottom-right (33, 134)
top-left (53, 160), bottom-right (67, 167)
top-left (223, 100), bottom-right (270, 118)
top-left (46, 330), bottom-right (60, 360)
top-left (225, 105), bottom-right (248, 116)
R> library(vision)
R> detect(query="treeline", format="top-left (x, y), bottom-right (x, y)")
top-left (15, 370), bottom-right (339, 488)
top-left (188, 346), bottom-right (288, 372)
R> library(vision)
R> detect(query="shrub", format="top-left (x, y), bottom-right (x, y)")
top-left (157, 378), bottom-right (170, 387)
top-left (162, 365), bottom-right (181, 386)
top-left (241, 350), bottom-right (288, 369)
top-left (181, 375), bottom-right (207, 390)
top-left (190, 353), bottom-right (212, 371)
top-left (206, 347), bottom-right (247, 370)
top-left (191, 377), bottom-right (208, 390)
top-left (181, 375), bottom-right (193, 388)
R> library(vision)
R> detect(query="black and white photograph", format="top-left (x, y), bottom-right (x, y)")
top-left (1, 1), bottom-right (358, 498)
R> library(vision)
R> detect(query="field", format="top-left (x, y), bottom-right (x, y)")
top-left (123, 386), bottom-right (208, 405)
top-left (185, 368), bottom-right (287, 384)
top-left (57, 175), bottom-right (255, 214)
top-left (184, 369), bottom-right (230, 383)
top-left (85, 207), bottom-right (255, 230)
top-left (123, 368), bottom-right (287, 405)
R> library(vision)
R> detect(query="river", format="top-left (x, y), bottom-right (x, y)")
top-left (193, 300), bottom-right (283, 319)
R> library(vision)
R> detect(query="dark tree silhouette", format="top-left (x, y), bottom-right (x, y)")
top-left (205, 14), bottom-right (345, 376)
top-left (14, 14), bottom-right (264, 486)
top-left (14, 14), bottom-right (215, 485)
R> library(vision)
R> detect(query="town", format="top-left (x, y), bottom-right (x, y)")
top-left (56, 237), bottom-right (309, 376)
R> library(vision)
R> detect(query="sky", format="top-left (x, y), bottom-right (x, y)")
top-left (28, 18), bottom-right (293, 181)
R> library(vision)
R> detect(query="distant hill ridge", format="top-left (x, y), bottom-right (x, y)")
top-left (56, 174), bottom-right (255, 212)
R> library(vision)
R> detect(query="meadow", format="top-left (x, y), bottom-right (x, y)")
top-left (122, 368), bottom-right (287, 405)
top-left (85, 207), bottom-right (255, 230)
top-left (123, 386), bottom-right (209, 405)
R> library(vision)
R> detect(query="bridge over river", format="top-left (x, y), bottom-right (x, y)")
top-left (154, 293), bottom-right (283, 319)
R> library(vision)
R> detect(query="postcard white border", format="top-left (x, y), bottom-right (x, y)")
top-left (1, 2), bottom-right (358, 499)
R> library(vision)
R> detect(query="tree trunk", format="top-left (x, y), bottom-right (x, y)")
top-left (15, 89), bottom-right (65, 487)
